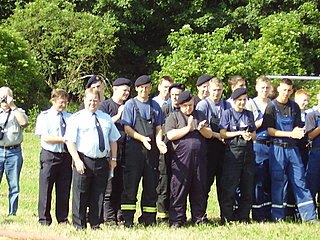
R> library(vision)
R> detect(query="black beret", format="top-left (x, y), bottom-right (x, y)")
top-left (231, 88), bottom-right (247, 100)
top-left (86, 75), bottom-right (101, 88)
top-left (113, 78), bottom-right (131, 87)
top-left (177, 91), bottom-right (193, 105)
top-left (169, 83), bottom-right (185, 93)
top-left (196, 74), bottom-right (212, 86)
top-left (135, 75), bottom-right (151, 87)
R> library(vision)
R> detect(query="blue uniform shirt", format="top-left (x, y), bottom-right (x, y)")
top-left (196, 98), bottom-right (231, 122)
top-left (65, 109), bottom-right (120, 158)
top-left (121, 97), bottom-right (164, 128)
top-left (35, 107), bottom-right (72, 153)
top-left (219, 108), bottom-right (256, 143)
top-left (306, 110), bottom-right (320, 146)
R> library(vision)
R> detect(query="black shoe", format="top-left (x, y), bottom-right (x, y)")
top-left (73, 224), bottom-right (86, 231)
top-left (124, 220), bottom-right (134, 228)
top-left (170, 222), bottom-right (182, 228)
top-left (39, 220), bottom-right (51, 226)
top-left (91, 225), bottom-right (102, 230)
top-left (58, 220), bottom-right (70, 225)
top-left (157, 217), bottom-right (169, 223)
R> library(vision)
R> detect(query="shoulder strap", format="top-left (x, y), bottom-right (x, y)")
top-left (2, 110), bottom-right (11, 128)
top-left (204, 99), bottom-right (215, 116)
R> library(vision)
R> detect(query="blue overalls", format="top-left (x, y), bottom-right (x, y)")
top-left (306, 114), bottom-right (320, 206)
top-left (269, 100), bottom-right (315, 221)
top-left (251, 100), bottom-right (271, 221)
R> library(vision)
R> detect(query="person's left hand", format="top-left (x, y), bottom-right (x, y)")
top-left (109, 159), bottom-right (117, 171)
top-left (157, 140), bottom-right (167, 154)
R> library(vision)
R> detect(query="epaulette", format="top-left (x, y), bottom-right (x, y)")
top-left (41, 110), bottom-right (50, 115)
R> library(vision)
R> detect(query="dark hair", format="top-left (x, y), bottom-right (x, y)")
top-left (280, 78), bottom-right (293, 86)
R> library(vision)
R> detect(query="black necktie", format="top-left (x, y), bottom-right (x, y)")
top-left (59, 112), bottom-right (66, 136)
top-left (94, 113), bottom-right (105, 152)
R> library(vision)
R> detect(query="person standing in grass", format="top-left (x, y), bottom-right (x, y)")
top-left (196, 77), bottom-right (231, 220)
top-left (100, 78), bottom-right (131, 225)
top-left (246, 76), bottom-right (272, 222)
top-left (262, 78), bottom-right (316, 222)
top-left (219, 88), bottom-right (256, 224)
top-left (120, 75), bottom-right (167, 227)
top-left (165, 91), bottom-right (212, 227)
top-left (65, 88), bottom-right (120, 230)
top-left (305, 92), bottom-right (320, 218)
top-left (35, 89), bottom-right (72, 225)
top-left (0, 86), bottom-right (28, 216)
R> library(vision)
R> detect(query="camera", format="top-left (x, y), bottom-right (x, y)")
top-left (1, 96), bottom-right (7, 103)
top-left (0, 127), bottom-right (4, 140)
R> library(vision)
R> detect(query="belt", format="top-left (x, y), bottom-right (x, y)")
top-left (272, 142), bottom-right (297, 148)
top-left (254, 139), bottom-right (272, 146)
top-left (0, 144), bottom-right (21, 150)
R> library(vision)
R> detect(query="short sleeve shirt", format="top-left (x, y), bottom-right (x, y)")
top-left (65, 109), bottom-right (120, 158)
top-left (35, 107), bottom-right (72, 152)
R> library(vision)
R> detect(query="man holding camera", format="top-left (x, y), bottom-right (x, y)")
top-left (0, 86), bottom-right (28, 216)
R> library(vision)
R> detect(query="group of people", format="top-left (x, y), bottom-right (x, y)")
top-left (0, 73), bottom-right (320, 230)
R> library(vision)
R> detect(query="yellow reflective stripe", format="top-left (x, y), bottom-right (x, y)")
top-left (317, 202), bottom-right (320, 207)
top-left (121, 204), bottom-right (136, 210)
top-left (157, 212), bottom-right (169, 218)
top-left (143, 206), bottom-right (157, 213)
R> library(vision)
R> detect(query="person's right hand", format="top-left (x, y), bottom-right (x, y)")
top-left (74, 160), bottom-right (85, 174)
top-left (142, 136), bottom-right (152, 150)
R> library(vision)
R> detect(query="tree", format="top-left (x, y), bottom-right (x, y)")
top-left (0, 27), bottom-right (45, 109)
top-left (6, 0), bottom-right (119, 98)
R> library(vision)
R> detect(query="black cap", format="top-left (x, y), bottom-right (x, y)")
top-left (135, 75), bottom-right (151, 87)
top-left (113, 78), bottom-right (131, 87)
top-left (169, 83), bottom-right (185, 93)
top-left (196, 74), bottom-right (212, 86)
top-left (231, 88), bottom-right (247, 100)
top-left (85, 75), bottom-right (101, 88)
top-left (177, 91), bottom-right (193, 105)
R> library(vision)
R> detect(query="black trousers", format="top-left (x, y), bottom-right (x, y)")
top-left (72, 153), bottom-right (108, 228)
top-left (205, 138), bottom-right (226, 214)
top-left (121, 140), bottom-right (159, 224)
top-left (38, 149), bottom-right (72, 225)
top-left (220, 140), bottom-right (254, 222)
top-left (102, 163), bottom-right (123, 223)
top-left (156, 152), bottom-right (171, 218)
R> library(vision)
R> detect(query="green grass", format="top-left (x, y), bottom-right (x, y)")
top-left (0, 132), bottom-right (319, 239)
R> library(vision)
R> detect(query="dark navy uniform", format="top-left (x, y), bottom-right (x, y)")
top-left (196, 98), bottom-right (231, 216)
top-left (100, 98), bottom-right (126, 224)
top-left (263, 99), bottom-right (316, 221)
top-left (219, 108), bottom-right (256, 223)
top-left (165, 109), bottom-right (208, 226)
top-left (305, 110), bottom-right (320, 216)
top-left (35, 107), bottom-right (72, 225)
top-left (156, 103), bottom-right (178, 220)
top-left (120, 97), bottom-right (163, 226)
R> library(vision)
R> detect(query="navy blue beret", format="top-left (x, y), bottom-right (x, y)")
top-left (169, 83), bottom-right (185, 93)
top-left (177, 91), bottom-right (193, 105)
top-left (231, 88), bottom-right (247, 100)
top-left (86, 75), bottom-right (101, 88)
top-left (135, 75), bottom-right (151, 87)
top-left (113, 78), bottom-right (131, 86)
top-left (196, 74), bottom-right (212, 86)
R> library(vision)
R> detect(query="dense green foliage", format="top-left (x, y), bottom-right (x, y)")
top-left (0, 27), bottom-right (45, 109)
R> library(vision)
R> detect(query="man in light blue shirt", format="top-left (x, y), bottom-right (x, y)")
top-left (65, 88), bottom-right (120, 230)
top-left (35, 89), bottom-right (72, 225)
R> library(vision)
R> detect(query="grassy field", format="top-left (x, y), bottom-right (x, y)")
top-left (0, 132), bottom-right (319, 240)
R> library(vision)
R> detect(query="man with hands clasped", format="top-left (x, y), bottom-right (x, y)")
top-left (165, 91), bottom-right (213, 227)
top-left (262, 78), bottom-right (316, 222)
